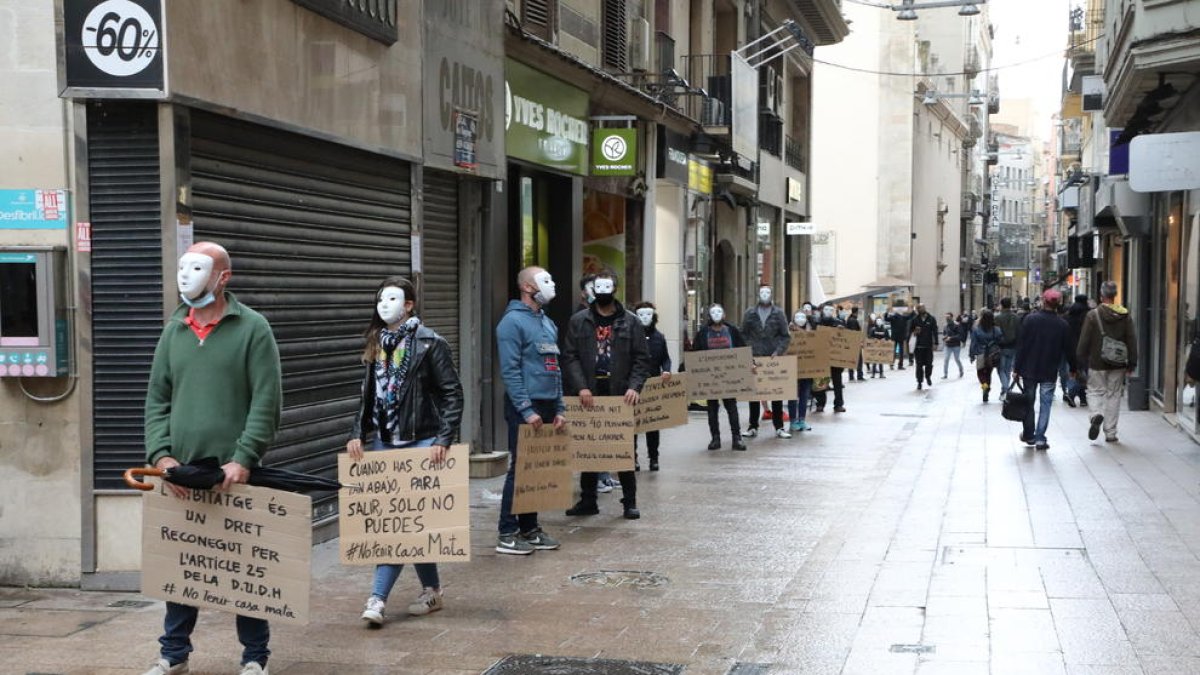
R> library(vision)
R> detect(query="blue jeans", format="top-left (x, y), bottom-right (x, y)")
top-left (1058, 358), bottom-right (1084, 397)
top-left (499, 396), bottom-right (558, 535)
top-left (161, 601), bottom-right (269, 667)
top-left (369, 437), bottom-right (441, 598)
top-left (787, 379), bottom-right (812, 421)
top-left (943, 346), bottom-right (963, 376)
top-left (1021, 380), bottom-right (1057, 444)
top-left (998, 349), bottom-right (1016, 392)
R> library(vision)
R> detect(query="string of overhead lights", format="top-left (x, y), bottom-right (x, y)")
top-left (812, 34), bottom-right (1103, 78)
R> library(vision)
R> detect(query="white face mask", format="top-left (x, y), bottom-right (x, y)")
top-left (177, 252), bottom-right (216, 307)
top-left (758, 287), bottom-right (772, 304)
top-left (794, 312), bottom-right (807, 326)
top-left (709, 306), bottom-right (725, 323)
top-left (803, 304), bottom-right (813, 313)
top-left (636, 308), bottom-right (655, 327)
top-left (876, 319), bottom-right (885, 327)
top-left (823, 307), bottom-right (835, 319)
top-left (532, 271), bottom-right (556, 306)
top-left (838, 310), bottom-right (848, 320)
top-left (376, 285), bottom-right (407, 325)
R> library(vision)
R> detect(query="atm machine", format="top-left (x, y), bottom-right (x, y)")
top-left (0, 246), bottom-right (69, 378)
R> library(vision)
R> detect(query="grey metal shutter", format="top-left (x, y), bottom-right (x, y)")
top-left (421, 171), bottom-right (460, 363)
top-left (88, 101), bottom-right (164, 490)
top-left (189, 111), bottom-right (411, 518)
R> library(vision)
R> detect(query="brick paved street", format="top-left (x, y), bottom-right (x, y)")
top-left (4, 372), bottom-right (1200, 674)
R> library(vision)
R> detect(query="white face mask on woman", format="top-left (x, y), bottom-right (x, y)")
top-left (636, 308), bottom-right (655, 327)
top-left (376, 285), bottom-right (407, 325)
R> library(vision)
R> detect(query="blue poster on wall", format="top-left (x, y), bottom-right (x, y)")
top-left (0, 190), bottom-right (69, 229)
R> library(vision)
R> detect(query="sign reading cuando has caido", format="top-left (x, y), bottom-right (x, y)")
top-left (505, 59), bottom-right (589, 175)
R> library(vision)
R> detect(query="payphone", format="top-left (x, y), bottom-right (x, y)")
top-left (0, 246), bottom-right (69, 377)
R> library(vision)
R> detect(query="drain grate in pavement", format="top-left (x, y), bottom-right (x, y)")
top-left (107, 599), bottom-right (154, 609)
top-left (483, 655), bottom-right (684, 674)
top-left (727, 663), bottom-right (771, 674)
top-left (889, 644), bottom-right (935, 654)
top-left (570, 570), bottom-right (669, 589)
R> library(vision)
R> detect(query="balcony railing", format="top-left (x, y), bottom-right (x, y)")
top-left (681, 54), bottom-right (732, 127)
top-left (1068, 7), bottom-right (1103, 58)
top-left (785, 135), bottom-right (805, 172)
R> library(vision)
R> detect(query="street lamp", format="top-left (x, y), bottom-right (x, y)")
top-left (888, 0), bottom-right (988, 21)
top-left (921, 90), bottom-right (988, 107)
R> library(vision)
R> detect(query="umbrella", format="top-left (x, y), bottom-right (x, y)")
top-left (124, 457), bottom-right (342, 493)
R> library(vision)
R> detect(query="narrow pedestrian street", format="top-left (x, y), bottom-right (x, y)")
top-left (5, 371), bottom-right (1200, 674)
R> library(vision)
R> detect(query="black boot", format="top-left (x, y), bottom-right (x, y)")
top-left (707, 437), bottom-right (721, 450)
top-left (566, 500), bottom-right (599, 516)
top-left (622, 498), bottom-right (640, 520)
top-left (649, 450), bottom-right (659, 472)
top-left (731, 436), bottom-right (747, 451)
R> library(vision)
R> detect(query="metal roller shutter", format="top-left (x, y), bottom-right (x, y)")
top-left (88, 102), bottom-right (164, 490)
top-left (190, 111), bottom-right (411, 519)
top-left (421, 171), bottom-right (460, 364)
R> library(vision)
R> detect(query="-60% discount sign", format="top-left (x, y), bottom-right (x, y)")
top-left (81, 0), bottom-right (161, 77)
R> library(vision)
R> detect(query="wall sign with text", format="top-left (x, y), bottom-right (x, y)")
top-left (63, 0), bottom-right (165, 96)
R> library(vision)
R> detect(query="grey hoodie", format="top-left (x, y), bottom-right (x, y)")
top-left (496, 300), bottom-right (565, 418)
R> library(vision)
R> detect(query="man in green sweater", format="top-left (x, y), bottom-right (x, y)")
top-left (142, 242), bottom-right (282, 675)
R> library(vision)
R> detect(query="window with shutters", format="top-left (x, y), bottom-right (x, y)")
top-left (603, 0), bottom-right (629, 71)
top-left (522, 0), bottom-right (557, 40)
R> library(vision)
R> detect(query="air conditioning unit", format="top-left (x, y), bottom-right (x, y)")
top-left (760, 66), bottom-right (782, 115)
top-left (628, 17), bottom-right (650, 72)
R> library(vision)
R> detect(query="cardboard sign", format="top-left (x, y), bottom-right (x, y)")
top-left (142, 483), bottom-right (312, 625)
top-left (513, 426), bottom-right (574, 513)
top-left (634, 374), bottom-right (690, 433)
top-left (863, 338), bottom-right (894, 365)
top-left (563, 396), bottom-right (636, 472)
top-left (821, 326), bottom-right (865, 369)
top-left (338, 444), bottom-right (471, 566)
top-left (754, 356), bottom-right (798, 399)
top-left (685, 347), bottom-right (756, 400)
top-left (788, 330), bottom-right (832, 379)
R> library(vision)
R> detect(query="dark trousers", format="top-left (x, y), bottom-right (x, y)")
top-left (500, 396), bottom-right (558, 535)
top-left (914, 348), bottom-right (934, 383)
top-left (160, 602), bottom-right (269, 667)
top-left (580, 470), bottom-right (637, 506)
top-left (812, 368), bottom-right (845, 408)
top-left (635, 431), bottom-right (659, 461)
top-left (707, 398), bottom-right (741, 439)
top-left (748, 400), bottom-right (784, 430)
top-left (855, 354), bottom-right (864, 380)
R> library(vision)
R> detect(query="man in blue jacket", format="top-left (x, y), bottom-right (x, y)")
top-left (1013, 290), bottom-right (1075, 451)
top-left (495, 266), bottom-right (567, 555)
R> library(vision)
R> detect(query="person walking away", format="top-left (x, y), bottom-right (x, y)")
top-left (1077, 281), bottom-right (1137, 443)
top-left (815, 304), bottom-right (847, 412)
top-left (634, 302), bottom-right (671, 470)
top-left (847, 308), bottom-right (865, 381)
top-left (692, 305), bottom-right (747, 450)
top-left (868, 317), bottom-right (888, 378)
top-left (909, 304), bottom-right (938, 389)
top-left (995, 297), bottom-right (1021, 393)
top-left (562, 273), bottom-right (651, 519)
top-left (1063, 293), bottom-right (1091, 407)
top-left (942, 312), bottom-right (964, 378)
top-left (787, 311), bottom-right (815, 432)
top-left (142, 242), bottom-right (282, 675)
top-left (1013, 290), bottom-right (1075, 450)
top-left (969, 309), bottom-right (1003, 402)
top-left (495, 266), bottom-right (566, 555)
top-left (887, 304), bottom-right (911, 370)
top-left (742, 285), bottom-right (793, 439)
top-left (347, 277), bottom-right (464, 626)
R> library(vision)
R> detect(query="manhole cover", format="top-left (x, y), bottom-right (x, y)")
top-left (569, 570), bottom-right (669, 589)
top-left (107, 600), bottom-right (154, 609)
top-left (728, 663), bottom-right (771, 674)
top-left (890, 644), bottom-right (935, 654)
top-left (484, 655), bottom-right (684, 674)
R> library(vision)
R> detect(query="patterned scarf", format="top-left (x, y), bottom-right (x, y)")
top-left (373, 320), bottom-right (419, 443)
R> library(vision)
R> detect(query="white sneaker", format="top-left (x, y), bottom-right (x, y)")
top-left (239, 663), bottom-right (268, 675)
top-left (361, 595), bottom-right (386, 625)
top-left (142, 659), bottom-right (189, 675)
top-left (775, 428), bottom-right (792, 439)
top-left (597, 481), bottom-right (613, 493)
top-left (407, 587), bottom-right (444, 616)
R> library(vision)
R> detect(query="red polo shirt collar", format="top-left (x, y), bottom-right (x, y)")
top-left (185, 308), bottom-right (222, 342)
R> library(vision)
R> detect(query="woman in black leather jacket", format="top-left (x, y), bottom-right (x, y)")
top-left (345, 276), bottom-right (463, 627)
top-left (633, 302), bottom-right (672, 471)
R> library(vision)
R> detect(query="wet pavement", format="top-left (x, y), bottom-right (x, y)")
top-left (5, 368), bottom-right (1200, 674)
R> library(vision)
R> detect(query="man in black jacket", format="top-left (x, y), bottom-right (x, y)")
top-left (886, 304), bottom-right (911, 370)
top-left (1062, 293), bottom-right (1091, 407)
top-left (816, 304), bottom-right (847, 413)
top-left (1013, 290), bottom-right (1075, 451)
top-left (741, 285), bottom-right (792, 439)
top-left (562, 272), bottom-right (651, 519)
top-left (909, 304), bottom-right (939, 389)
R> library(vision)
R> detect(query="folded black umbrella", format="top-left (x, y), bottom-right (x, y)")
top-left (125, 457), bottom-right (341, 493)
